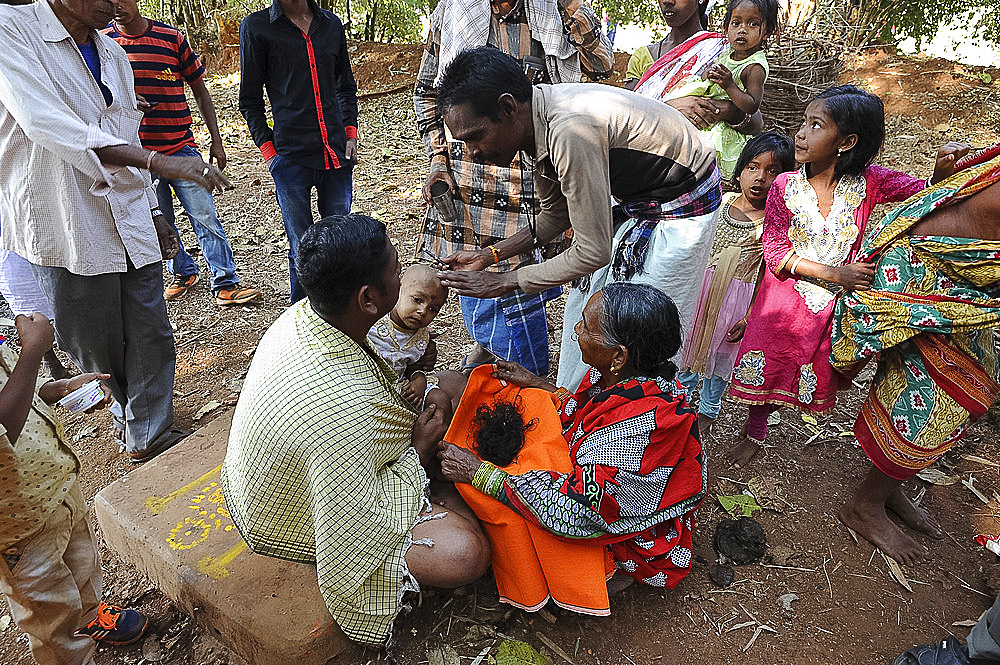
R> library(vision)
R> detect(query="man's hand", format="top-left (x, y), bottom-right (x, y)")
top-left (438, 270), bottom-right (518, 298)
top-left (706, 63), bottom-right (735, 90)
top-left (345, 137), bottom-right (358, 162)
top-left (155, 154), bottom-right (231, 193)
top-left (15, 313), bottom-right (54, 359)
top-left (437, 441), bottom-right (482, 485)
top-left (209, 140), bottom-right (228, 170)
top-left (666, 97), bottom-right (728, 130)
top-left (441, 249), bottom-right (491, 273)
top-left (39, 372), bottom-right (113, 412)
top-left (422, 170), bottom-right (456, 202)
top-left (931, 142), bottom-right (972, 184)
top-left (152, 214), bottom-right (180, 260)
top-left (136, 93), bottom-right (158, 113)
top-left (491, 359), bottom-right (543, 388)
top-left (412, 402), bottom-right (447, 456)
top-left (833, 262), bottom-right (876, 291)
top-left (724, 319), bottom-right (748, 343)
top-left (401, 374), bottom-right (428, 410)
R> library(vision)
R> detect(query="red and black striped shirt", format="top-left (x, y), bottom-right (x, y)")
top-left (104, 19), bottom-right (205, 155)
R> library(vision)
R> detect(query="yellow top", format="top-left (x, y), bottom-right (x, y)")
top-left (0, 345), bottom-right (77, 551)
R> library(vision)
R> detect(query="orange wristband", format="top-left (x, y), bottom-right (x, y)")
top-left (488, 245), bottom-right (501, 265)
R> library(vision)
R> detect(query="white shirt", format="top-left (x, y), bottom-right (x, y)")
top-left (366, 314), bottom-right (430, 379)
top-left (0, 1), bottom-right (160, 276)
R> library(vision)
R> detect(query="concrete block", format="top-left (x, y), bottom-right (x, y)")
top-left (95, 412), bottom-right (349, 665)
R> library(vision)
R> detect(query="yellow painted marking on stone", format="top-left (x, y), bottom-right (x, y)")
top-left (143, 465), bottom-right (223, 515)
top-left (197, 541), bottom-right (248, 579)
top-left (167, 515), bottom-right (212, 550)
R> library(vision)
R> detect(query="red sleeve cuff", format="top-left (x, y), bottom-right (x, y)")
top-left (260, 141), bottom-right (277, 161)
top-left (345, 126), bottom-right (358, 139)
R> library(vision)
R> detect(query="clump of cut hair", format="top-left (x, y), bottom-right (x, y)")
top-left (472, 399), bottom-right (537, 468)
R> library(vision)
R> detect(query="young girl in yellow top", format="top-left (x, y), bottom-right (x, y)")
top-left (632, 0), bottom-right (778, 179)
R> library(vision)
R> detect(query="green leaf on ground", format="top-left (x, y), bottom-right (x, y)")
top-left (717, 493), bottom-right (763, 518)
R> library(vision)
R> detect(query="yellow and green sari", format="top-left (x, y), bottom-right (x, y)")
top-left (831, 150), bottom-right (1000, 479)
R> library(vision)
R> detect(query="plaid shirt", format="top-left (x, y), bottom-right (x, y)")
top-left (413, 0), bottom-right (611, 270)
top-left (221, 301), bottom-right (425, 646)
top-left (0, 1), bottom-right (161, 275)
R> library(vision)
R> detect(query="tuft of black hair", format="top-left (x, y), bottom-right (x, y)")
top-left (472, 399), bottom-right (537, 467)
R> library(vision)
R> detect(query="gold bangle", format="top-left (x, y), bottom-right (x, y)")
top-left (487, 245), bottom-right (501, 265)
top-left (553, 387), bottom-right (572, 406)
top-left (790, 256), bottom-right (803, 276)
top-left (145, 150), bottom-right (156, 171)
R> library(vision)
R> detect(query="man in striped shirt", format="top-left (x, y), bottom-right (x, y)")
top-left (106, 0), bottom-right (261, 306)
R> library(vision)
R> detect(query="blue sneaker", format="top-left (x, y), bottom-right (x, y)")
top-left (75, 601), bottom-right (149, 646)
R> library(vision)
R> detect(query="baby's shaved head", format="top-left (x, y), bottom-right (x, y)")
top-left (402, 264), bottom-right (448, 298)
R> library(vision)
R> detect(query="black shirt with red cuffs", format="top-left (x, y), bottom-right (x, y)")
top-left (238, 0), bottom-right (358, 170)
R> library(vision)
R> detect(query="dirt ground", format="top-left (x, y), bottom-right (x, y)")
top-left (2, 41), bottom-right (1000, 665)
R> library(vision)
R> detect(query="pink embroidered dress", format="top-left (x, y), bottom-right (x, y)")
top-left (728, 165), bottom-right (925, 414)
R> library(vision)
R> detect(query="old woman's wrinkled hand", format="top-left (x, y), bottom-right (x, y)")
top-left (436, 441), bottom-right (481, 485)
top-left (491, 359), bottom-right (542, 388)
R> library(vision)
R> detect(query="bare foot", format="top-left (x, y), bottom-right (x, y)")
top-left (838, 499), bottom-right (926, 566)
top-left (698, 414), bottom-right (715, 438)
top-left (726, 437), bottom-right (762, 468)
top-left (886, 488), bottom-right (944, 539)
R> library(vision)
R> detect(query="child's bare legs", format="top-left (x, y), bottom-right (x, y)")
top-left (727, 403), bottom-right (773, 468)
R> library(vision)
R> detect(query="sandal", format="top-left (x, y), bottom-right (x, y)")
top-left (894, 636), bottom-right (971, 665)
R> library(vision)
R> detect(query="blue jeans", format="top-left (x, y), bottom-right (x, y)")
top-left (269, 154), bottom-right (353, 303)
top-left (676, 371), bottom-right (728, 419)
top-left (155, 145), bottom-right (238, 293)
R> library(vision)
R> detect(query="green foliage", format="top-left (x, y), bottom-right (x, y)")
top-left (871, 0), bottom-right (1000, 48)
top-left (139, 0), bottom-right (428, 45)
top-left (591, 0), bottom-right (1000, 49)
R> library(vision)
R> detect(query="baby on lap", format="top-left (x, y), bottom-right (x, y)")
top-left (368, 264), bottom-right (451, 415)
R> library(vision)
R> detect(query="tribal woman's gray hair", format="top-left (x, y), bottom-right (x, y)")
top-left (599, 283), bottom-right (681, 381)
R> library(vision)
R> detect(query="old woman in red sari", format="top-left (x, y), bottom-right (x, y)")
top-left (438, 283), bottom-right (707, 589)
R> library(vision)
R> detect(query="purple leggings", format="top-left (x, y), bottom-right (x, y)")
top-left (746, 404), bottom-right (778, 440)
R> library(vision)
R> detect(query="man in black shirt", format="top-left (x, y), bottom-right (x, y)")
top-left (239, 0), bottom-right (359, 303)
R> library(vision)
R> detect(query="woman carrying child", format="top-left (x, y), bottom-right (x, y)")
top-left (727, 85), bottom-right (969, 468)
top-left (677, 132), bottom-right (795, 436)
top-left (631, 0), bottom-right (778, 179)
top-left (624, 0), bottom-right (762, 138)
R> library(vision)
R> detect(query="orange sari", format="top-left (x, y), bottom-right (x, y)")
top-left (445, 366), bottom-right (611, 615)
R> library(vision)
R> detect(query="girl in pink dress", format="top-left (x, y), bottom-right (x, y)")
top-left (726, 85), bottom-right (955, 468)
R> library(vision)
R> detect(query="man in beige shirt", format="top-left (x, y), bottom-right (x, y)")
top-left (0, 0), bottom-right (228, 460)
top-left (0, 313), bottom-right (148, 665)
top-left (436, 47), bottom-right (721, 389)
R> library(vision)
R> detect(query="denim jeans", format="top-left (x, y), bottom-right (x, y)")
top-left (676, 371), bottom-right (729, 419)
top-left (155, 146), bottom-right (238, 293)
top-left (269, 153), bottom-right (352, 303)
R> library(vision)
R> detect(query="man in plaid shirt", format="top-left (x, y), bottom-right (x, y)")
top-left (414, 0), bottom-right (612, 375)
top-left (222, 215), bottom-right (489, 646)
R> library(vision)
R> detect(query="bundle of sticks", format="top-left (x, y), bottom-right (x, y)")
top-left (761, 30), bottom-right (843, 136)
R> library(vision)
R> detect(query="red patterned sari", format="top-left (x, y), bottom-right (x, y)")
top-left (472, 368), bottom-right (707, 588)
